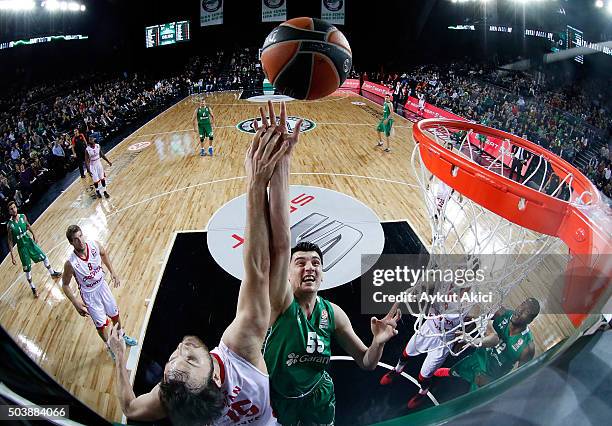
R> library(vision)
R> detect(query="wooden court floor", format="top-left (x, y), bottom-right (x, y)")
top-left (0, 92), bottom-right (578, 422)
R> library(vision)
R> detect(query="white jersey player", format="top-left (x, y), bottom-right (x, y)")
top-left (417, 92), bottom-right (426, 116)
top-left (380, 296), bottom-right (468, 410)
top-left (429, 142), bottom-right (462, 223)
top-left (210, 342), bottom-right (276, 425)
top-left (106, 101), bottom-right (296, 425)
top-left (85, 139), bottom-right (112, 199)
top-left (61, 225), bottom-right (137, 359)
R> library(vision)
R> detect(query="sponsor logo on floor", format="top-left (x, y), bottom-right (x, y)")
top-left (236, 116), bottom-right (316, 134)
top-left (207, 185), bottom-right (385, 290)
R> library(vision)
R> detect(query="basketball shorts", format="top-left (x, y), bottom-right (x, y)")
top-left (405, 332), bottom-right (452, 378)
top-left (17, 241), bottom-right (46, 272)
top-left (89, 161), bottom-right (105, 184)
top-left (450, 347), bottom-right (490, 391)
top-left (376, 119), bottom-right (393, 137)
top-left (198, 123), bottom-right (214, 140)
top-left (81, 281), bottom-right (119, 328)
top-left (272, 371), bottom-right (336, 426)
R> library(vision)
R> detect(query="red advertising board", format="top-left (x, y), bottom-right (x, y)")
top-left (340, 79), bottom-right (360, 89)
top-left (361, 81), bottom-right (393, 97)
top-left (404, 96), bottom-right (514, 167)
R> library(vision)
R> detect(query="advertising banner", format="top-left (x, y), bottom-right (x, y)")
top-left (321, 0), bottom-right (345, 25)
top-left (200, 0), bottom-right (223, 26)
top-left (262, 0), bottom-right (286, 22)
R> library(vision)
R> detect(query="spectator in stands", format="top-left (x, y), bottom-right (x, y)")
top-left (10, 144), bottom-right (20, 161)
top-left (50, 139), bottom-right (67, 178)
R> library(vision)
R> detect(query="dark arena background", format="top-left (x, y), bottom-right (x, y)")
top-left (0, 1), bottom-right (611, 425)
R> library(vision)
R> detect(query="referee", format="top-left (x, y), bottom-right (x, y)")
top-left (71, 128), bottom-right (88, 179)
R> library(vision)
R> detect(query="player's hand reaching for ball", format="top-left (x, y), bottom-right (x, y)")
top-left (371, 302), bottom-right (402, 345)
top-left (245, 123), bottom-right (288, 185)
top-left (256, 100), bottom-right (303, 155)
top-left (108, 323), bottom-right (126, 363)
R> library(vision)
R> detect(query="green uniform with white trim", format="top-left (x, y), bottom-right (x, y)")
top-left (451, 310), bottom-right (533, 391)
top-left (376, 101), bottom-right (394, 137)
top-left (197, 106), bottom-right (213, 139)
top-left (8, 214), bottom-right (46, 272)
top-left (263, 297), bottom-right (336, 425)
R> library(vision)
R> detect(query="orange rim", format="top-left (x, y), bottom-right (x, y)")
top-left (413, 118), bottom-right (611, 326)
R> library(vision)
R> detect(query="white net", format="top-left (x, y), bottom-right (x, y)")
top-left (407, 124), bottom-right (566, 355)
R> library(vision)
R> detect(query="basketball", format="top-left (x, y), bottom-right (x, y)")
top-left (260, 17), bottom-right (352, 100)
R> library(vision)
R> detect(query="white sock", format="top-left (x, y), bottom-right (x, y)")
top-left (26, 271), bottom-right (34, 288)
top-left (394, 360), bottom-right (407, 373)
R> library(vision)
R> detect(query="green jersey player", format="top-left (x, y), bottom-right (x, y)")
top-left (193, 97), bottom-right (215, 156)
top-left (258, 100), bottom-right (402, 426)
top-left (434, 298), bottom-right (539, 391)
top-left (376, 93), bottom-right (394, 152)
top-left (6, 201), bottom-right (61, 297)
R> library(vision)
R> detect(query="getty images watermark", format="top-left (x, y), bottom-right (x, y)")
top-left (360, 254), bottom-right (611, 316)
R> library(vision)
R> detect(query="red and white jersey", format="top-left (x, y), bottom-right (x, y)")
top-left (419, 300), bottom-right (465, 343)
top-left (418, 93), bottom-right (426, 107)
top-left (68, 241), bottom-right (106, 294)
top-left (435, 182), bottom-right (453, 209)
top-left (211, 342), bottom-right (276, 426)
top-left (86, 144), bottom-right (101, 166)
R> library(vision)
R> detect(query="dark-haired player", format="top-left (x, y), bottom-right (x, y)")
top-left (434, 298), bottom-right (539, 391)
top-left (262, 102), bottom-right (402, 425)
top-left (61, 225), bottom-right (137, 359)
top-left (6, 201), bottom-right (61, 297)
top-left (107, 102), bottom-right (293, 425)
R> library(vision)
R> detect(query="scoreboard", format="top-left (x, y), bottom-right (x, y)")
top-left (145, 20), bottom-right (190, 48)
top-left (566, 25), bottom-right (584, 64)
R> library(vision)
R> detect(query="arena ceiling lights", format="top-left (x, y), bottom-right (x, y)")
top-left (0, 0), bottom-right (85, 11)
top-left (0, 0), bottom-right (36, 10)
top-left (41, 1), bottom-right (85, 12)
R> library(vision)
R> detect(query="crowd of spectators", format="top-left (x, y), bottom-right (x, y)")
top-left (0, 46), bottom-right (268, 226)
top-left (364, 62), bottom-right (612, 198)
top-left (0, 72), bottom-right (190, 223)
top-left (187, 47), bottom-right (264, 94)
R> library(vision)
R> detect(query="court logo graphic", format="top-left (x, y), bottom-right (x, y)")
top-left (264, 0), bottom-right (284, 8)
top-left (202, 0), bottom-right (222, 12)
top-left (207, 186), bottom-right (385, 290)
top-left (323, 0), bottom-right (343, 12)
top-left (236, 116), bottom-right (316, 134)
top-left (128, 141), bottom-right (151, 151)
top-left (351, 101), bottom-right (366, 106)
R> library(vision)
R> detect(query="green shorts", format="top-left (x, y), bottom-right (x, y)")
top-left (376, 118), bottom-right (393, 137)
top-left (272, 371), bottom-right (336, 426)
top-left (17, 241), bottom-right (46, 272)
top-left (198, 123), bottom-right (213, 140)
top-left (450, 348), bottom-right (491, 391)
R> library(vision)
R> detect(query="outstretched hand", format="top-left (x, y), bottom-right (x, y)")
top-left (371, 302), bottom-right (402, 345)
top-left (244, 124), bottom-right (288, 184)
top-left (108, 322), bottom-right (126, 364)
top-left (255, 100), bottom-right (303, 155)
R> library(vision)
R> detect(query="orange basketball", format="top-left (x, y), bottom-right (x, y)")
top-left (260, 17), bottom-right (352, 100)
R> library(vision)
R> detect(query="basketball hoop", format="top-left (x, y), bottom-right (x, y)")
top-left (407, 118), bottom-right (611, 355)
